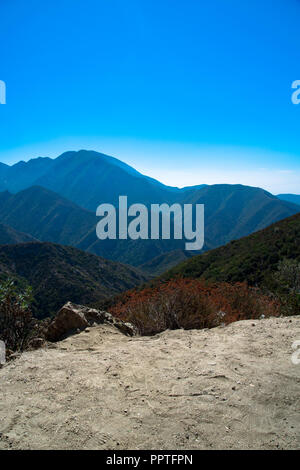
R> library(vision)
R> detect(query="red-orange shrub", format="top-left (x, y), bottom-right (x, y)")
top-left (110, 279), bottom-right (280, 335)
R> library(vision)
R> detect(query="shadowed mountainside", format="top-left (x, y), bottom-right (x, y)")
top-left (0, 223), bottom-right (36, 245)
top-left (181, 184), bottom-right (300, 247)
top-left (0, 186), bottom-right (96, 247)
top-left (0, 182), bottom-right (299, 270)
top-left (0, 186), bottom-right (189, 265)
top-left (0, 242), bottom-right (148, 318)
top-left (139, 249), bottom-right (194, 277)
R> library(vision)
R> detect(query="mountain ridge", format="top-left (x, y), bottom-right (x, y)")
top-left (0, 150), bottom-right (206, 210)
top-left (277, 194), bottom-right (300, 206)
top-left (0, 182), bottom-right (299, 269)
top-left (0, 223), bottom-right (37, 245)
top-left (0, 150), bottom-right (299, 270)
top-left (161, 212), bottom-right (300, 286)
top-left (0, 241), bottom-right (148, 317)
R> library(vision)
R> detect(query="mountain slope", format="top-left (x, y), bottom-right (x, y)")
top-left (0, 223), bottom-right (37, 245)
top-left (0, 150), bottom-right (202, 211)
top-left (0, 186), bottom-right (96, 246)
top-left (181, 184), bottom-right (300, 247)
top-left (161, 212), bottom-right (300, 286)
top-left (277, 194), bottom-right (300, 206)
top-left (0, 242), bottom-right (147, 317)
top-left (0, 187), bottom-right (189, 265)
top-left (0, 183), bottom-right (299, 269)
top-left (0, 157), bottom-right (54, 193)
top-left (139, 249), bottom-right (195, 277)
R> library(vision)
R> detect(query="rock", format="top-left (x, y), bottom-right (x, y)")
top-left (29, 338), bottom-right (45, 350)
top-left (46, 303), bottom-right (89, 341)
top-left (46, 302), bottom-right (137, 342)
top-left (116, 321), bottom-right (138, 337)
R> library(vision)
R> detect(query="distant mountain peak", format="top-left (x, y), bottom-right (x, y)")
top-left (277, 194), bottom-right (300, 206)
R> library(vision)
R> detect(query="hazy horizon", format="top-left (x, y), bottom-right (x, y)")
top-left (0, 145), bottom-right (299, 196)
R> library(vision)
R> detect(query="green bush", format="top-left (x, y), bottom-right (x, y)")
top-left (274, 259), bottom-right (300, 316)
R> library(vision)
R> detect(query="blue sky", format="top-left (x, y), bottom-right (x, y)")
top-left (0, 0), bottom-right (299, 193)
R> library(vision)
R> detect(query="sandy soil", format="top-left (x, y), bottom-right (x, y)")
top-left (0, 316), bottom-right (300, 450)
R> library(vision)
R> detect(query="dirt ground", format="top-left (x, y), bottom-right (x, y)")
top-left (0, 316), bottom-right (300, 450)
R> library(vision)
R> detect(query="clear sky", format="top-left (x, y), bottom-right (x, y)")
top-left (0, 0), bottom-right (299, 193)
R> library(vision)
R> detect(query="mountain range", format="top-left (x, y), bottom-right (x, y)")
top-left (0, 182), bottom-right (299, 270)
top-left (0, 150), bottom-right (204, 210)
top-left (0, 186), bottom-right (189, 266)
top-left (0, 150), bottom-right (299, 273)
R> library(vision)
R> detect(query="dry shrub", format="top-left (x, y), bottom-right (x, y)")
top-left (0, 280), bottom-right (37, 353)
top-left (110, 278), bottom-right (280, 335)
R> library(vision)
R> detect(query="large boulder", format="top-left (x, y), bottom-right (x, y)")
top-left (46, 302), bottom-right (137, 342)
